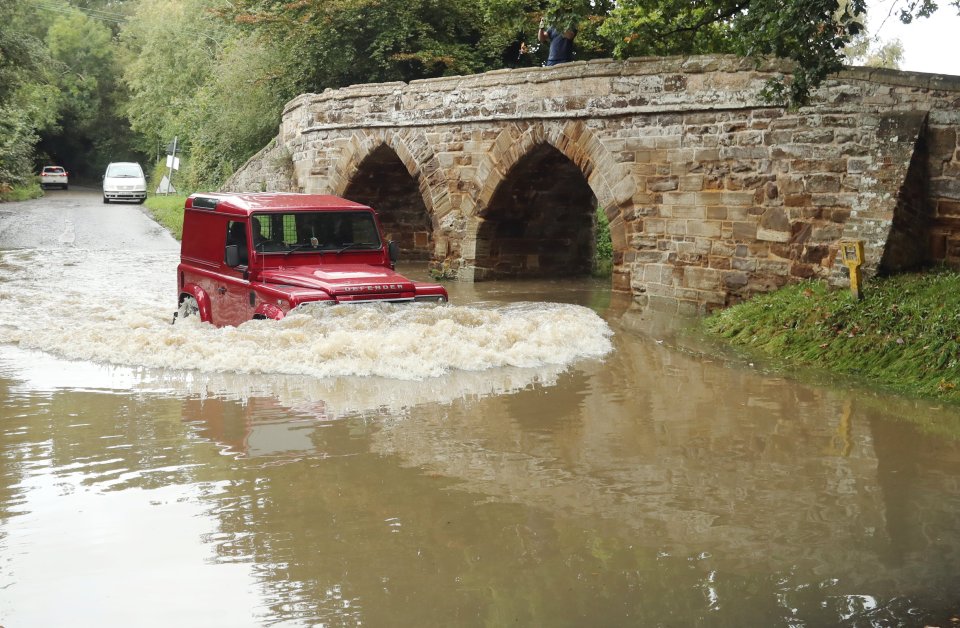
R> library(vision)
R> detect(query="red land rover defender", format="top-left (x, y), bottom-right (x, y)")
top-left (175, 192), bottom-right (448, 327)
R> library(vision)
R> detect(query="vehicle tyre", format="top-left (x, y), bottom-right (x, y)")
top-left (103, 196), bottom-right (109, 204)
top-left (63, 184), bottom-right (69, 190)
top-left (176, 295), bottom-right (200, 321)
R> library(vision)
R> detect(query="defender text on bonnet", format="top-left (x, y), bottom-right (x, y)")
top-left (175, 192), bottom-right (448, 327)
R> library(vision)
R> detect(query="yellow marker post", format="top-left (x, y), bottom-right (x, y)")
top-left (839, 239), bottom-right (864, 300)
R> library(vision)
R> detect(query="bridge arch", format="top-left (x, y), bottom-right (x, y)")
top-left (330, 130), bottom-right (451, 259)
top-left (463, 121), bottom-right (635, 282)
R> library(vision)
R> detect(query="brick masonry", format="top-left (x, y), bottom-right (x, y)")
top-left (222, 55), bottom-right (960, 313)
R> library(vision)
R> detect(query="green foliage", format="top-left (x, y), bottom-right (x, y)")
top-left (42, 6), bottom-right (135, 177)
top-left (0, 0), bottom-right (59, 187)
top-left (601, 0), bottom-right (873, 104)
top-left (120, 0), bottom-right (217, 158)
top-left (845, 35), bottom-right (904, 69)
top-left (143, 194), bottom-right (188, 239)
top-left (703, 269), bottom-right (960, 402)
top-left (121, 0), bottom-right (285, 190)
top-left (593, 206), bottom-right (613, 277)
top-left (219, 0), bottom-right (490, 91)
top-left (0, 181), bottom-right (43, 202)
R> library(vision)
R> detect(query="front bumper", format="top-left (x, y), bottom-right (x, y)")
top-left (104, 190), bottom-right (147, 200)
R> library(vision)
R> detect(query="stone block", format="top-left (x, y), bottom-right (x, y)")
top-left (722, 191), bottom-right (756, 206)
top-left (643, 218), bottom-right (666, 234)
top-left (731, 221), bottom-right (758, 240)
top-left (731, 257), bottom-right (757, 271)
top-left (709, 256), bottom-right (732, 270)
top-left (756, 259), bottom-right (791, 275)
top-left (806, 174), bottom-right (841, 193)
top-left (649, 177), bottom-right (679, 192)
top-left (707, 206), bottom-right (728, 220)
top-left (665, 220), bottom-right (687, 236)
top-left (711, 241), bottom-right (737, 257)
top-left (938, 199), bottom-right (960, 218)
top-left (686, 220), bottom-right (722, 238)
top-left (811, 223), bottom-right (844, 242)
top-left (683, 266), bottom-right (722, 291)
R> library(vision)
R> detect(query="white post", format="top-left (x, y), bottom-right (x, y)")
top-left (166, 136), bottom-right (178, 196)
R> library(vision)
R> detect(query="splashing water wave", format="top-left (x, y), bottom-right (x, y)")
top-left (0, 249), bottom-right (613, 380)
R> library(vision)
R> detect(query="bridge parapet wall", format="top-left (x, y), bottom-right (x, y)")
top-left (224, 55), bottom-right (960, 312)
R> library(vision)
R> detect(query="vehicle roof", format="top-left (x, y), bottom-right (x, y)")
top-left (185, 192), bottom-right (372, 216)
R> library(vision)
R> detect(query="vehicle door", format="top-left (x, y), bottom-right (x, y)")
top-left (214, 219), bottom-right (255, 326)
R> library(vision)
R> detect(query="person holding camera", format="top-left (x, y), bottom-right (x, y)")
top-left (537, 17), bottom-right (577, 66)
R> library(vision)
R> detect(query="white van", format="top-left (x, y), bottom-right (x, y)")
top-left (102, 162), bottom-right (147, 204)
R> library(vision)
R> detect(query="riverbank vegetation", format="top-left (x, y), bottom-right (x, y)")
top-left (703, 269), bottom-right (960, 403)
top-left (593, 207), bottom-right (613, 277)
top-left (2, 0), bottom-right (933, 198)
top-left (144, 195), bottom-right (188, 240)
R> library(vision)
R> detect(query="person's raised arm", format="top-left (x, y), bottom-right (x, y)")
top-left (537, 17), bottom-right (549, 43)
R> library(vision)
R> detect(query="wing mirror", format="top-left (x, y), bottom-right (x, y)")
top-left (224, 244), bottom-right (242, 267)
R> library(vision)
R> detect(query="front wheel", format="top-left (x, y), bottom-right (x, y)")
top-left (176, 295), bottom-right (200, 322)
top-left (102, 195), bottom-right (109, 204)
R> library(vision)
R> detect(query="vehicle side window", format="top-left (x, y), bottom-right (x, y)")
top-left (226, 220), bottom-right (248, 265)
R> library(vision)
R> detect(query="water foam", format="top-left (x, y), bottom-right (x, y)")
top-left (0, 249), bottom-right (613, 380)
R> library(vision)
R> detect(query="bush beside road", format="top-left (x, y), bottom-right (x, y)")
top-left (1, 182), bottom-right (43, 202)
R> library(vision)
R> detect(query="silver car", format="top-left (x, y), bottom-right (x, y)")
top-left (102, 162), bottom-right (147, 204)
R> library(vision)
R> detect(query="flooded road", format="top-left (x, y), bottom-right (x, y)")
top-left (2, 191), bottom-right (959, 626)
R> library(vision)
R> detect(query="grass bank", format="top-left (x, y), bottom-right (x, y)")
top-left (703, 268), bottom-right (960, 404)
top-left (0, 182), bottom-right (43, 202)
top-left (144, 195), bottom-right (188, 240)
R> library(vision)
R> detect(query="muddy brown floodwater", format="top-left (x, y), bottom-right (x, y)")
top-left (1, 191), bottom-right (959, 626)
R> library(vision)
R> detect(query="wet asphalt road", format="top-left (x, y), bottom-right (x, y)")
top-left (0, 186), bottom-right (179, 251)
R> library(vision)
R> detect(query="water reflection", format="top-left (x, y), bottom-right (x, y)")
top-left (1, 277), bottom-right (960, 625)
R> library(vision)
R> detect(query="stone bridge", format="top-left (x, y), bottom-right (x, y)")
top-left (224, 55), bottom-right (960, 312)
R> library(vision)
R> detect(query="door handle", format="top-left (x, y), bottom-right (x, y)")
top-left (217, 287), bottom-right (227, 295)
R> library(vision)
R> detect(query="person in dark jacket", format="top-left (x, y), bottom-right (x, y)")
top-left (537, 18), bottom-right (577, 66)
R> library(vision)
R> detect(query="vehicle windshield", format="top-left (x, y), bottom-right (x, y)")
top-left (251, 211), bottom-right (382, 254)
top-left (43, 167), bottom-right (64, 174)
top-left (106, 164), bottom-right (142, 178)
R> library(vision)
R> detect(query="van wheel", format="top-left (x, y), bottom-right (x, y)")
top-left (103, 196), bottom-right (109, 204)
top-left (177, 295), bottom-right (200, 321)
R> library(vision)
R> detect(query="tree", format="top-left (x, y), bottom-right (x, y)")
top-left (41, 7), bottom-right (134, 177)
top-left (845, 34), bottom-right (904, 69)
top-left (180, 34), bottom-right (290, 189)
top-left (119, 0), bottom-right (289, 189)
top-left (217, 0), bottom-right (495, 93)
top-left (120, 0), bottom-right (217, 159)
top-left (600, 0), bottom-right (870, 104)
top-left (0, 0), bottom-right (60, 187)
